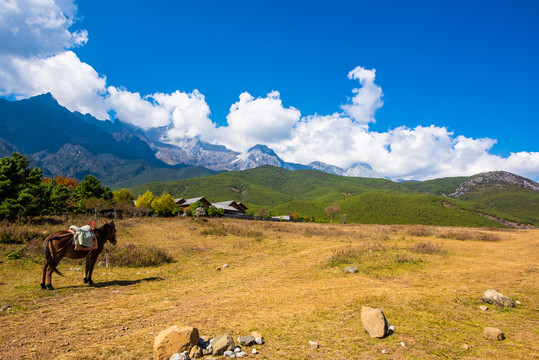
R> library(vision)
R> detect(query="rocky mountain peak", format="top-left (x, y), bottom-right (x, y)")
top-left (449, 171), bottom-right (539, 197)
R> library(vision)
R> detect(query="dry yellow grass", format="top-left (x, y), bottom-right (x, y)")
top-left (0, 218), bottom-right (538, 359)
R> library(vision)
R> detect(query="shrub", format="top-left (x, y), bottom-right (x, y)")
top-left (412, 241), bottom-right (447, 255)
top-left (439, 230), bottom-right (501, 242)
top-left (0, 221), bottom-right (42, 244)
top-left (108, 244), bottom-right (173, 267)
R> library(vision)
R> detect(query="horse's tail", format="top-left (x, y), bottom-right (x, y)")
top-left (45, 235), bottom-right (64, 277)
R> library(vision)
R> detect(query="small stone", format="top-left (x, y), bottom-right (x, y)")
top-left (479, 305), bottom-right (488, 311)
top-left (381, 349), bottom-right (387, 353)
top-left (309, 341), bottom-right (319, 349)
top-left (223, 350), bottom-right (234, 357)
top-left (399, 342), bottom-right (405, 347)
top-left (481, 289), bottom-right (515, 307)
top-left (484, 327), bottom-right (505, 341)
top-left (236, 352), bottom-right (247, 358)
top-left (515, 300), bottom-right (521, 305)
top-left (343, 265), bottom-right (358, 273)
top-left (222, 263), bottom-right (229, 269)
top-left (251, 331), bottom-right (263, 339)
top-left (252, 348), bottom-right (258, 354)
top-left (238, 335), bottom-right (256, 346)
top-left (255, 337), bottom-right (264, 345)
top-left (462, 344), bottom-right (469, 350)
top-left (189, 345), bottom-right (202, 359)
top-left (233, 346), bottom-right (242, 353)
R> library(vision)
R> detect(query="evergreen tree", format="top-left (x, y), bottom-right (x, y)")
top-left (0, 153), bottom-right (47, 220)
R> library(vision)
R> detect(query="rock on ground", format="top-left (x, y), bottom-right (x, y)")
top-left (153, 326), bottom-right (199, 360)
top-left (210, 334), bottom-right (235, 355)
top-left (484, 327), bottom-right (505, 341)
top-left (343, 265), bottom-right (359, 273)
top-left (481, 289), bottom-right (515, 307)
top-left (238, 335), bottom-right (256, 346)
top-left (189, 345), bottom-right (202, 359)
top-left (361, 306), bottom-right (389, 338)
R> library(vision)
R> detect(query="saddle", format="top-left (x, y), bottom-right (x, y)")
top-left (68, 221), bottom-right (98, 251)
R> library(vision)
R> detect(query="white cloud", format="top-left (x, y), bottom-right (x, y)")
top-left (0, 0), bottom-right (87, 57)
top-left (153, 90), bottom-right (217, 143)
top-left (0, 51), bottom-right (109, 119)
top-left (106, 86), bottom-right (169, 129)
top-left (341, 66), bottom-right (383, 123)
top-left (217, 91), bottom-right (301, 151)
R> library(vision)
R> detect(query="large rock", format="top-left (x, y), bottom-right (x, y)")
top-left (482, 289), bottom-right (515, 307)
top-left (210, 334), bottom-right (235, 355)
top-left (153, 326), bottom-right (199, 360)
top-left (484, 327), bottom-right (505, 341)
top-left (361, 306), bottom-right (389, 338)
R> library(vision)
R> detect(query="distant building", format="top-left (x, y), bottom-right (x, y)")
top-left (179, 197), bottom-right (212, 211)
top-left (272, 215), bottom-right (290, 221)
top-left (212, 200), bottom-right (248, 215)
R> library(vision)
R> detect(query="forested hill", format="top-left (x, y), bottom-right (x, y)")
top-left (130, 165), bottom-right (539, 227)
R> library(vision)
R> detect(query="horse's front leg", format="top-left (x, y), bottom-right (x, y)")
top-left (84, 256), bottom-right (90, 284)
top-left (86, 253), bottom-right (99, 286)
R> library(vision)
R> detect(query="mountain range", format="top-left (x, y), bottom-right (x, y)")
top-left (0, 93), bottom-right (379, 185)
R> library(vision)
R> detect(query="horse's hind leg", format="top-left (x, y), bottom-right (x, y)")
top-left (45, 265), bottom-right (54, 290)
top-left (41, 264), bottom-right (48, 289)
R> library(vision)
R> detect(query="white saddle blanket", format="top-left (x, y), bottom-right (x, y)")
top-left (69, 225), bottom-right (95, 247)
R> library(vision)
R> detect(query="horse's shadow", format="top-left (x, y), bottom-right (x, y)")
top-left (63, 277), bottom-right (164, 289)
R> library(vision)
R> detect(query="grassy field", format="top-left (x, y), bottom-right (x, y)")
top-left (0, 218), bottom-right (538, 359)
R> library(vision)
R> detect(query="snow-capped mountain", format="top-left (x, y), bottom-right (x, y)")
top-left (0, 93), bottom-right (383, 181)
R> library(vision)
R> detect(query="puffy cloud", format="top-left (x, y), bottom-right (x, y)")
top-left (106, 86), bottom-right (169, 129)
top-left (153, 90), bottom-right (217, 142)
top-left (0, 51), bottom-right (109, 119)
top-left (217, 91), bottom-right (301, 151)
top-left (341, 66), bottom-right (383, 123)
top-left (0, 0), bottom-right (87, 57)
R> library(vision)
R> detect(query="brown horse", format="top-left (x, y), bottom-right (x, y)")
top-left (41, 221), bottom-right (117, 290)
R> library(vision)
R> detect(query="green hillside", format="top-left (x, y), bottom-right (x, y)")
top-left (129, 165), bottom-right (538, 227)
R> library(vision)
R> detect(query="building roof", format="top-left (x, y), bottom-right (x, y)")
top-left (182, 197), bottom-right (206, 205)
top-left (212, 203), bottom-right (239, 212)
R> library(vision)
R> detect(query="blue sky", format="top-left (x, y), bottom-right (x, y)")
top-left (0, 0), bottom-right (538, 180)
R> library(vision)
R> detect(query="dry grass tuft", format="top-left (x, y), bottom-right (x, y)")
top-left (108, 243), bottom-right (173, 267)
top-left (439, 229), bottom-right (501, 241)
top-left (0, 220), bottom-right (44, 244)
top-left (201, 223), bottom-right (264, 239)
top-left (412, 241), bottom-right (447, 255)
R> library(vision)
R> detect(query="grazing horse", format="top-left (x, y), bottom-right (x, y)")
top-left (41, 221), bottom-right (117, 290)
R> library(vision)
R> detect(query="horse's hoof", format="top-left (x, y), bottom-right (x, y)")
top-left (46, 285), bottom-right (54, 290)
top-left (40, 283), bottom-right (46, 290)
top-left (88, 281), bottom-right (94, 286)
top-left (83, 278), bottom-right (88, 284)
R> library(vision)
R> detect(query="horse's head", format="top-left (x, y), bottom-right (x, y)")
top-left (107, 221), bottom-right (117, 246)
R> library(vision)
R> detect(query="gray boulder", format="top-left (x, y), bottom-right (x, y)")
top-left (210, 334), bottom-right (235, 356)
top-left (484, 327), bottom-right (505, 340)
top-left (238, 335), bottom-right (255, 346)
top-left (482, 289), bottom-right (515, 307)
top-left (343, 265), bottom-right (359, 273)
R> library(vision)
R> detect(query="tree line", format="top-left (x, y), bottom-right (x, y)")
top-left (0, 153), bottom-right (222, 222)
